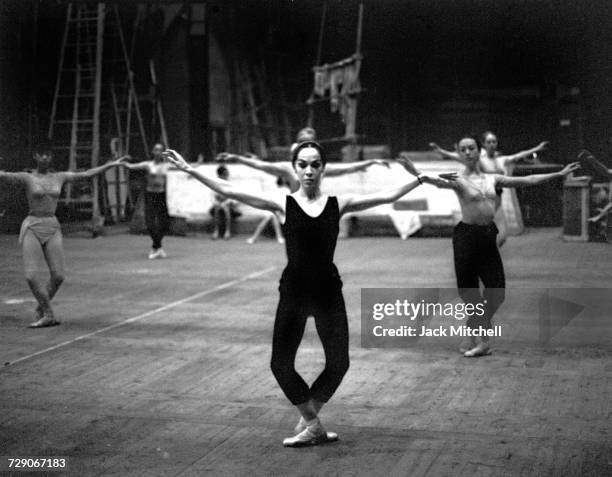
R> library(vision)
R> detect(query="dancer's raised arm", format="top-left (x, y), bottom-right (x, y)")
top-left (429, 142), bottom-right (461, 161)
top-left (120, 158), bottom-right (150, 170)
top-left (325, 160), bottom-right (390, 177)
top-left (167, 150), bottom-right (283, 213)
top-left (338, 157), bottom-right (445, 214)
top-left (494, 162), bottom-right (578, 187)
top-left (499, 141), bottom-right (548, 165)
top-left (217, 152), bottom-right (390, 182)
top-left (0, 170), bottom-right (29, 184)
top-left (217, 152), bottom-right (297, 187)
top-left (62, 156), bottom-right (129, 182)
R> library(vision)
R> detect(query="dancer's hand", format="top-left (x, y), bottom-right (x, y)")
top-left (420, 175), bottom-right (454, 187)
top-left (372, 159), bottom-right (390, 168)
top-left (216, 152), bottom-right (236, 163)
top-left (164, 149), bottom-right (191, 171)
top-left (429, 142), bottom-right (442, 152)
top-left (396, 153), bottom-right (421, 177)
top-left (559, 162), bottom-right (580, 176)
top-left (537, 141), bottom-right (549, 151)
top-left (438, 172), bottom-right (459, 181)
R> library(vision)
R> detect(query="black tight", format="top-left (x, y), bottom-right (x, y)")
top-left (145, 192), bottom-right (170, 249)
top-left (452, 222), bottom-right (505, 329)
top-left (270, 270), bottom-right (349, 405)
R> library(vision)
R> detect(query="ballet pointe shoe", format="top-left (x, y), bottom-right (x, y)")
top-left (28, 310), bottom-right (60, 328)
top-left (283, 418), bottom-right (338, 447)
top-left (294, 416), bottom-right (338, 441)
top-left (459, 336), bottom-right (477, 354)
top-left (463, 339), bottom-right (492, 358)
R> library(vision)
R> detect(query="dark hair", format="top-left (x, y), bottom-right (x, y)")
top-left (291, 141), bottom-right (327, 166)
top-left (481, 131), bottom-right (497, 143)
top-left (296, 127), bottom-right (316, 142)
top-left (457, 135), bottom-right (482, 152)
top-left (216, 165), bottom-right (229, 177)
top-left (33, 142), bottom-right (54, 155)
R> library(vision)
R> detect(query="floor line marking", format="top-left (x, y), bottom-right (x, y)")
top-left (3, 266), bottom-right (276, 368)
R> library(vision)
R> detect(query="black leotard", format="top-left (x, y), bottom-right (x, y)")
top-left (271, 195), bottom-right (349, 405)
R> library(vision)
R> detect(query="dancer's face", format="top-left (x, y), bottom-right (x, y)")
top-left (152, 144), bottom-right (164, 161)
top-left (34, 152), bottom-right (52, 171)
top-left (483, 133), bottom-right (498, 154)
top-left (294, 147), bottom-right (324, 190)
top-left (458, 138), bottom-right (480, 164)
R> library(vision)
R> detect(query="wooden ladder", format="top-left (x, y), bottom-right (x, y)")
top-left (48, 3), bottom-right (105, 227)
top-left (48, 3), bottom-right (157, 228)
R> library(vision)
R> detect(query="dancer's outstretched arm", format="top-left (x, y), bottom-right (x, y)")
top-left (423, 173), bottom-right (461, 190)
top-left (338, 158), bottom-right (446, 214)
top-left (0, 170), bottom-right (28, 184)
top-left (217, 152), bottom-right (297, 187)
top-left (167, 150), bottom-right (283, 213)
top-left (216, 152), bottom-right (390, 183)
top-left (62, 156), bottom-right (129, 182)
top-left (499, 141), bottom-right (548, 165)
top-left (120, 158), bottom-right (151, 170)
top-left (325, 160), bottom-right (390, 176)
top-left (494, 162), bottom-right (579, 187)
top-left (429, 142), bottom-right (461, 161)
top-left (397, 154), bottom-right (422, 176)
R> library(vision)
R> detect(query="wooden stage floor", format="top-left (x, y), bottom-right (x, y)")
top-left (1, 229), bottom-right (611, 476)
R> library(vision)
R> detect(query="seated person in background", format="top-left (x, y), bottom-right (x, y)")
top-left (246, 176), bottom-right (290, 245)
top-left (210, 165), bottom-right (240, 240)
top-left (588, 184), bottom-right (612, 241)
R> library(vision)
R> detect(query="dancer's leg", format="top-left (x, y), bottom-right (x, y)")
top-left (478, 235), bottom-right (506, 328)
top-left (42, 231), bottom-right (65, 304)
top-left (145, 192), bottom-right (161, 250)
top-left (284, 283), bottom-right (346, 446)
top-left (158, 193), bottom-right (171, 250)
top-left (309, 288), bottom-right (349, 405)
top-left (222, 203), bottom-right (232, 239)
top-left (212, 206), bottom-right (222, 239)
top-left (452, 223), bottom-right (481, 352)
top-left (247, 215), bottom-right (271, 244)
top-left (270, 293), bottom-right (311, 409)
top-left (338, 216), bottom-right (350, 239)
top-left (463, 229), bottom-right (504, 357)
top-left (22, 231), bottom-right (55, 327)
top-left (271, 214), bottom-right (285, 243)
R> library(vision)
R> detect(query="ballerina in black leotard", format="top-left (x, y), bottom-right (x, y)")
top-left (164, 143), bottom-right (439, 447)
